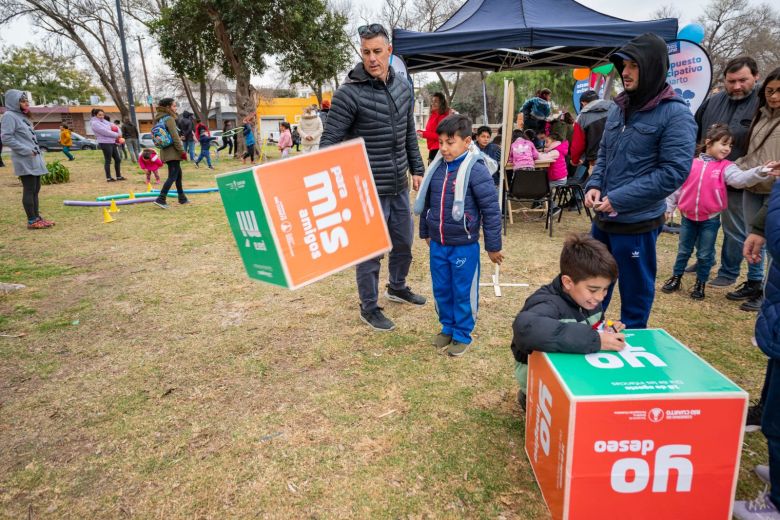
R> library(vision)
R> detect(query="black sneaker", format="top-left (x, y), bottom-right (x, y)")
top-left (746, 400), bottom-right (763, 433)
top-left (153, 199), bottom-right (168, 209)
top-left (740, 294), bottom-right (764, 312)
top-left (179, 199), bottom-right (190, 205)
top-left (661, 274), bottom-right (683, 293)
top-left (116, 176), bottom-right (127, 181)
top-left (107, 177), bottom-right (116, 182)
top-left (359, 307), bottom-right (395, 331)
top-left (385, 285), bottom-right (426, 306)
top-left (690, 279), bottom-right (706, 300)
top-left (727, 280), bottom-right (762, 301)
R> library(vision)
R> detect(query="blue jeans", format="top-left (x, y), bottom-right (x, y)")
top-left (195, 144), bottom-right (212, 167)
top-left (591, 223), bottom-right (661, 328)
top-left (430, 241), bottom-right (481, 344)
top-left (744, 190), bottom-right (768, 281)
top-left (717, 191), bottom-right (747, 281)
top-left (763, 359), bottom-right (780, 509)
top-left (184, 139), bottom-right (196, 161)
top-left (672, 216), bottom-right (721, 281)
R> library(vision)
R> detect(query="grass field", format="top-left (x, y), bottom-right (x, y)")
top-left (0, 144), bottom-right (770, 518)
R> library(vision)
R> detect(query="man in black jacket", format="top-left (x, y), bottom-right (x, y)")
top-left (320, 23), bottom-right (426, 332)
top-left (694, 56), bottom-right (761, 300)
top-left (177, 110), bottom-right (196, 161)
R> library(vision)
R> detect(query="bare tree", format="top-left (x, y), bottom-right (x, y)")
top-left (0, 0), bottom-right (136, 118)
top-left (698, 0), bottom-right (780, 79)
top-left (652, 4), bottom-right (681, 20)
top-left (378, 0), bottom-right (460, 104)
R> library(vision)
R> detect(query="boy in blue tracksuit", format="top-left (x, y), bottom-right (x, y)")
top-left (414, 114), bottom-right (504, 357)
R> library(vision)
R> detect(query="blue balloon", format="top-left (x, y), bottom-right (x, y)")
top-left (678, 23), bottom-right (705, 44)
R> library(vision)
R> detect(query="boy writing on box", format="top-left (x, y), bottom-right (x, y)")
top-left (415, 114), bottom-right (504, 357)
top-left (511, 234), bottom-right (626, 410)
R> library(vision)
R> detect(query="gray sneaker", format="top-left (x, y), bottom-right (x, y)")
top-left (708, 276), bottom-right (736, 287)
top-left (432, 333), bottom-right (452, 348)
top-left (684, 262), bottom-right (698, 273)
top-left (447, 340), bottom-right (470, 357)
top-left (359, 307), bottom-right (395, 332)
top-left (733, 490), bottom-right (780, 520)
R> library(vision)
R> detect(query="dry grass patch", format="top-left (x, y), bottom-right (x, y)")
top-left (0, 147), bottom-right (769, 518)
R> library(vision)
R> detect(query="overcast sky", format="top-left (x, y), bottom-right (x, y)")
top-left (0, 0), bottom-right (762, 90)
top-left (0, 0), bottom-right (713, 49)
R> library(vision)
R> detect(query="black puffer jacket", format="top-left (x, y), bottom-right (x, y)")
top-left (510, 276), bottom-right (603, 365)
top-left (320, 63), bottom-right (424, 196)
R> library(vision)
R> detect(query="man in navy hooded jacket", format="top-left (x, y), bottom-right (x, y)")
top-left (584, 33), bottom-right (697, 328)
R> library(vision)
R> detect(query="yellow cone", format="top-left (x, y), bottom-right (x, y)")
top-left (128, 191), bottom-right (135, 200)
top-left (102, 207), bottom-right (115, 224)
top-left (109, 199), bottom-right (120, 213)
top-left (146, 183), bottom-right (153, 193)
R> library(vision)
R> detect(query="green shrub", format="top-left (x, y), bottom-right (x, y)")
top-left (41, 160), bottom-right (71, 185)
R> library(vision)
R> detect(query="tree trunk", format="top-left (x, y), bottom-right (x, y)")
top-left (199, 80), bottom-right (209, 122)
top-left (435, 71), bottom-right (461, 105)
top-left (180, 76), bottom-right (201, 117)
top-left (207, 6), bottom-right (256, 157)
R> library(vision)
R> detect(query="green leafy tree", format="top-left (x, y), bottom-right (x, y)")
top-left (277, 9), bottom-right (352, 104)
top-left (156, 0), bottom-right (328, 151)
top-left (488, 70), bottom-right (577, 113)
top-left (149, 4), bottom-right (214, 120)
top-left (0, 45), bottom-right (102, 105)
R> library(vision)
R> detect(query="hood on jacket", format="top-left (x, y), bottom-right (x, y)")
top-left (155, 105), bottom-right (177, 122)
top-left (580, 99), bottom-right (613, 114)
top-left (181, 110), bottom-right (194, 119)
top-left (610, 33), bottom-right (670, 113)
top-left (4, 89), bottom-right (25, 113)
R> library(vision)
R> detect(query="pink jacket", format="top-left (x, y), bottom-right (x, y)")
top-left (546, 140), bottom-right (569, 182)
top-left (667, 156), bottom-right (770, 221)
top-left (278, 129), bottom-right (292, 150)
top-left (138, 152), bottom-right (164, 172)
top-left (508, 137), bottom-right (539, 169)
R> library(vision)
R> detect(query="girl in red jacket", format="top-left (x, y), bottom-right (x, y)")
top-left (138, 148), bottom-right (163, 185)
top-left (662, 124), bottom-right (779, 299)
top-left (417, 92), bottom-right (452, 163)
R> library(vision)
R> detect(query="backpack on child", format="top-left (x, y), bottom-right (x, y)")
top-left (151, 116), bottom-right (173, 148)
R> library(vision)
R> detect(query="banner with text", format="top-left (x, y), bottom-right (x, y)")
top-left (217, 139), bottom-right (391, 289)
top-left (667, 39), bottom-right (712, 114)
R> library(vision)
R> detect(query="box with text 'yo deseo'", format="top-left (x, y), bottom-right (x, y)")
top-left (216, 139), bottom-right (391, 289)
top-left (525, 329), bottom-right (747, 520)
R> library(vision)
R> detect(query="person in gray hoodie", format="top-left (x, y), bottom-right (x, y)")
top-left (1, 89), bottom-right (53, 229)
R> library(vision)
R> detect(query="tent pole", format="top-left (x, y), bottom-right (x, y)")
top-left (481, 72), bottom-right (489, 124)
top-left (480, 78), bottom-right (528, 296)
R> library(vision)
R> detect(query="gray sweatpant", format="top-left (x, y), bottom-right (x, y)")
top-left (357, 191), bottom-right (414, 312)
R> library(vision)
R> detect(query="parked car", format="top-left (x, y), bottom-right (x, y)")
top-left (34, 130), bottom-right (97, 151)
top-left (210, 130), bottom-right (224, 149)
top-left (139, 132), bottom-right (155, 149)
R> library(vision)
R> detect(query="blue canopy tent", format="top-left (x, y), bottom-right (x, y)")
top-left (393, 0), bottom-right (678, 72)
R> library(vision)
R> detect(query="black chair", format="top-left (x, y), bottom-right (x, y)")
top-left (506, 168), bottom-right (554, 237)
top-left (554, 179), bottom-right (592, 223)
